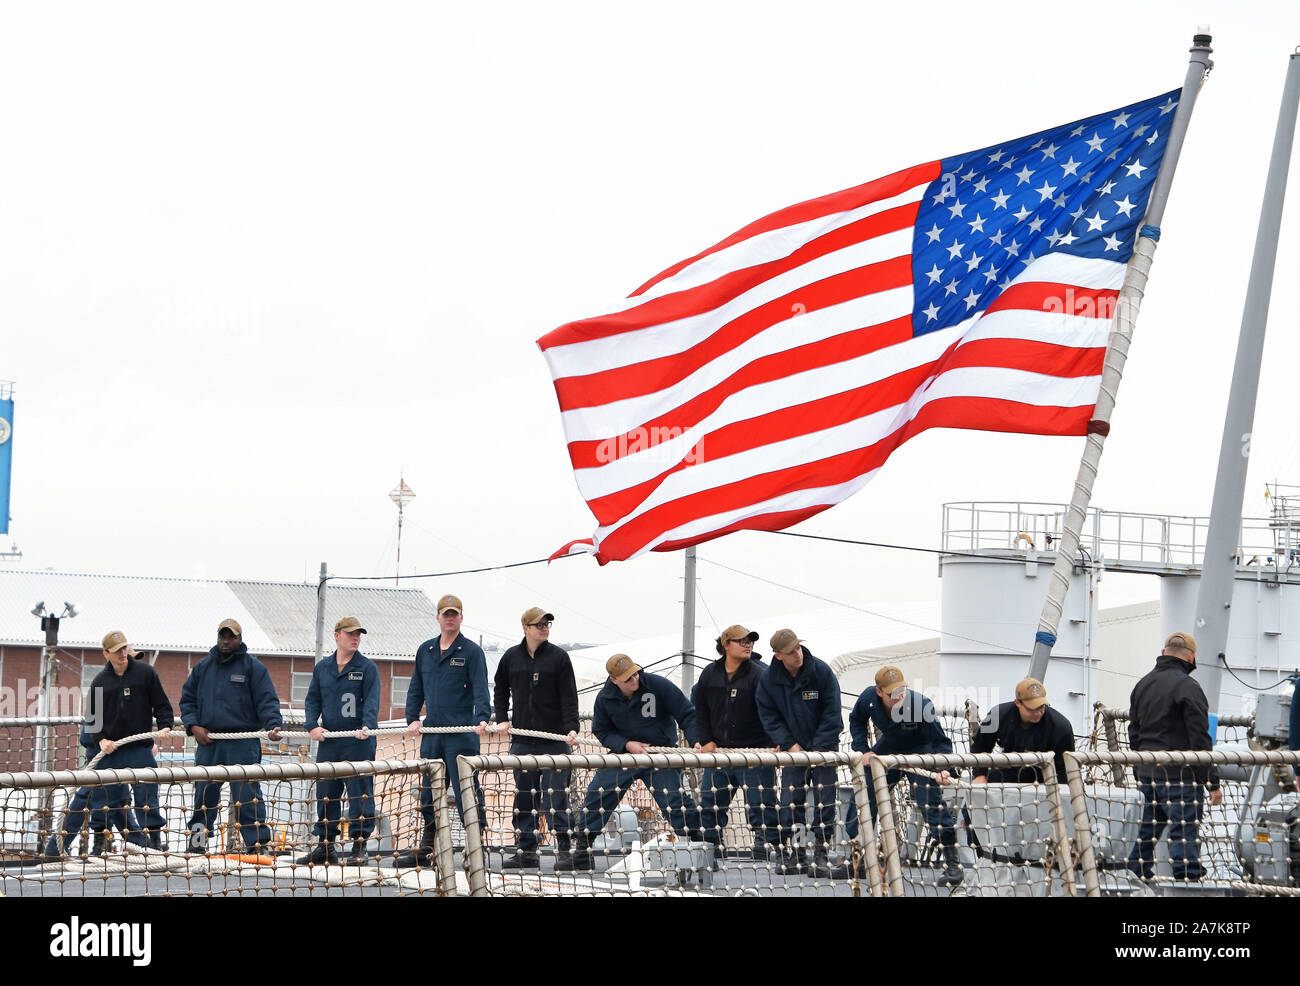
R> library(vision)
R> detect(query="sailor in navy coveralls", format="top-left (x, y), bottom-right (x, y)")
top-left (180, 618), bottom-right (282, 852)
top-left (393, 593), bottom-right (491, 868)
top-left (297, 615), bottom-right (380, 865)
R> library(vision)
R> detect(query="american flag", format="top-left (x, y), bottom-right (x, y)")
top-left (540, 90), bottom-right (1179, 564)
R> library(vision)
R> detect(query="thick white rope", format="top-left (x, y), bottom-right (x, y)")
top-left (82, 722), bottom-right (608, 770)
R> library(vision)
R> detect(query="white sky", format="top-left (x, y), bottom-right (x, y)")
top-left (3, 2), bottom-right (1300, 652)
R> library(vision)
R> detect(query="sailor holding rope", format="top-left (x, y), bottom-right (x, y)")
top-left (181, 618), bottom-right (282, 853)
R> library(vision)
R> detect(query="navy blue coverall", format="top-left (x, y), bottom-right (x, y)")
top-left (847, 688), bottom-right (958, 847)
top-left (755, 648), bottom-right (844, 849)
top-left (180, 644), bottom-right (282, 850)
top-left (304, 650), bottom-right (380, 843)
top-left (406, 632), bottom-right (491, 829)
top-left (577, 671), bottom-right (703, 843)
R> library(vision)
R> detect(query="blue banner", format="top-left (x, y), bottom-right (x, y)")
top-left (0, 398), bottom-right (12, 536)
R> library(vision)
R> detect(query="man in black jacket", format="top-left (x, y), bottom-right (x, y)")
top-left (492, 606), bottom-right (579, 870)
top-left (971, 678), bottom-right (1075, 784)
top-left (44, 631), bottom-right (174, 858)
top-left (691, 623), bottom-right (779, 861)
top-left (1126, 632), bottom-right (1223, 882)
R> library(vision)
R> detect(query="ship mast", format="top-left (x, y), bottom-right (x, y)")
top-left (1192, 50), bottom-right (1300, 710)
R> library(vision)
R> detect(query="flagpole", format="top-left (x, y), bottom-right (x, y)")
top-left (1192, 49), bottom-right (1300, 711)
top-left (1027, 30), bottom-right (1214, 683)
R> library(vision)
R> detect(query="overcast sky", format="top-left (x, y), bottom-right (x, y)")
top-left (3, 2), bottom-right (1299, 651)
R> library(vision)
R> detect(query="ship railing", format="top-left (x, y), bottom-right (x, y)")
top-left (876, 748), bottom-right (1300, 897)
top-left (943, 501), bottom-right (1300, 569)
top-left (450, 748), bottom-right (1300, 898)
top-left (1084, 705), bottom-right (1255, 785)
top-left (0, 758), bottom-right (454, 896)
top-left (5, 746), bottom-right (1295, 898)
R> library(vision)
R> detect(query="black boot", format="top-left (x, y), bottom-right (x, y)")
top-left (941, 844), bottom-right (964, 886)
top-left (812, 843), bottom-right (850, 880)
top-left (345, 838), bottom-right (368, 866)
top-left (500, 850), bottom-right (540, 870)
top-left (555, 839), bottom-right (593, 872)
top-left (91, 832), bottom-right (109, 856)
top-left (774, 845), bottom-right (807, 875)
top-left (391, 822), bottom-right (436, 868)
top-left (146, 829), bottom-right (167, 851)
top-left (40, 834), bottom-right (69, 863)
top-left (295, 841), bottom-right (340, 865)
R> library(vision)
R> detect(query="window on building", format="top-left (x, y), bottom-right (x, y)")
top-left (290, 671), bottom-right (313, 706)
top-left (80, 660), bottom-right (101, 692)
top-left (390, 670), bottom-right (409, 712)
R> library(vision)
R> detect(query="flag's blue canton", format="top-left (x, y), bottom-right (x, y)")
top-left (911, 89), bottom-right (1179, 336)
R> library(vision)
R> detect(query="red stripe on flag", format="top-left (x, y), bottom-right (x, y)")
top-left (628, 161), bottom-right (941, 298)
top-left (582, 354), bottom-right (942, 525)
top-left (984, 281), bottom-right (1120, 319)
top-left (896, 395), bottom-right (1094, 444)
top-left (593, 394), bottom-right (1095, 559)
top-left (547, 538), bottom-right (594, 562)
top-left (945, 339), bottom-right (1105, 377)
top-left (554, 255), bottom-right (913, 411)
top-left (648, 504), bottom-right (835, 557)
top-left (540, 203), bottom-right (919, 353)
top-left (581, 338), bottom-right (1098, 524)
top-left (566, 315), bottom-right (914, 471)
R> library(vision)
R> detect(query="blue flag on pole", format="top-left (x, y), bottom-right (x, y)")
top-left (0, 397), bottom-right (12, 536)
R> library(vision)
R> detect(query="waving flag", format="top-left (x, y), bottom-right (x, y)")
top-left (540, 90), bottom-right (1179, 564)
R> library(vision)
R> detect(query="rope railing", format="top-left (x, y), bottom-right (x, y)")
top-left (5, 721), bottom-right (1298, 899)
top-left (0, 757), bottom-right (437, 790)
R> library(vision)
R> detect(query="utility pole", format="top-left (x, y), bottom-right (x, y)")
top-left (682, 546), bottom-right (697, 693)
top-left (314, 562), bottom-right (327, 660)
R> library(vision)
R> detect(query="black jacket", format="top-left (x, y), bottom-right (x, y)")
top-left (692, 655), bottom-right (772, 749)
top-left (493, 639), bottom-right (579, 735)
top-left (1129, 654), bottom-right (1218, 789)
top-left (84, 658), bottom-right (175, 749)
top-left (971, 701), bottom-right (1075, 782)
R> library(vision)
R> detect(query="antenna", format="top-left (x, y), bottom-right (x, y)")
top-left (389, 473), bottom-right (416, 586)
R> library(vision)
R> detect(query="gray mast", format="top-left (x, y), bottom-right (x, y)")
top-left (1192, 50), bottom-right (1300, 710)
top-left (1027, 31), bottom-right (1214, 683)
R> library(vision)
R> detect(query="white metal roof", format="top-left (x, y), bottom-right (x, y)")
top-left (0, 570), bottom-right (437, 660)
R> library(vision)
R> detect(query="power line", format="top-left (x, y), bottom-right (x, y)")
top-left (695, 579), bottom-right (719, 637)
top-left (400, 516), bottom-right (636, 640)
top-left (326, 556), bottom-right (553, 582)
top-left (698, 556), bottom-right (1021, 656)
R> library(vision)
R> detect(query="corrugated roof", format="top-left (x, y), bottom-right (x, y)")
top-left (0, 570), bottom-right (436, 660)
top-left (228, 580), bottom-right (437, 660)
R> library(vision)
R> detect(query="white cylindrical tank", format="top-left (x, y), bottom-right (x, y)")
top-left (1160, 569), bottom-right (1300, 717)
top-left (938, 550), bottom-right (1097, 733)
